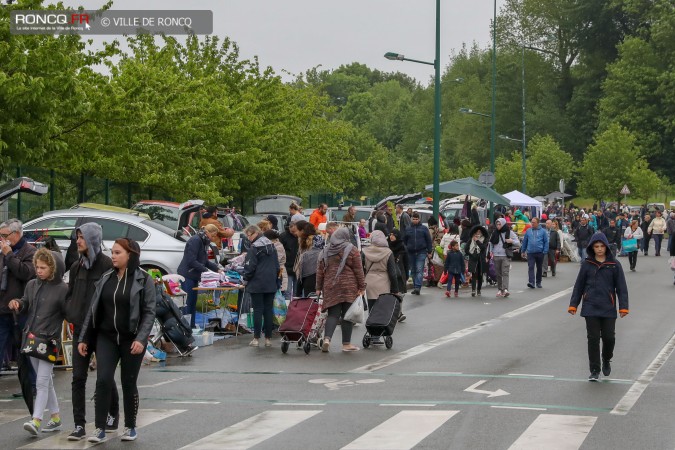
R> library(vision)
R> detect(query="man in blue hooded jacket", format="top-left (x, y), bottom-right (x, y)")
top-left (521, 217), bottom-right (549, 289)
top-left (568, 232), bottom-right (629, 381)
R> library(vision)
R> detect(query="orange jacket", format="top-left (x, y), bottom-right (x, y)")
top-left (309, 209), bottom-right (327, 228)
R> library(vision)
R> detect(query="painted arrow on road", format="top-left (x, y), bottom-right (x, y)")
top-left (464, 380), bottom-right (510, 398)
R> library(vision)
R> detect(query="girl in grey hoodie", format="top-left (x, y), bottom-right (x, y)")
top-left (9, 249), bottom-right (67, 436)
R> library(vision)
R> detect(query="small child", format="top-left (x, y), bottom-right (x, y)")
top-left (9, 249), bottom-right (67, 436)
top-left (444, 241), bottom-right (465, 298)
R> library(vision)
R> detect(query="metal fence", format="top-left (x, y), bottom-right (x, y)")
top-left (0, 165), bottom-right (383, 223)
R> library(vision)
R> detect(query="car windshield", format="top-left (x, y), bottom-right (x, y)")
top-left (133, 204), bottom-right (179, 230)
top-left (331, 209), bottom-right (372, 222)
top-left (254, 196), bottom-right (300, 214)
top-left (141, 219), bottom-right (187, 241)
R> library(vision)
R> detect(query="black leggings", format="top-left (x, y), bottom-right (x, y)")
top-left (628, 251), bottom-right (638, 269)
top-left (94, 334), bottom-right (144, 429)
top-left (251, 292), bottom-right (274, 339)
top-left (471, 267), bottom-right (483, 292)
top-left (585, 317), bottom-right (616, 373)
top-left (71, 326), bottom-right (119, 427)
top-left (324, 302), bottom-right (354, 344)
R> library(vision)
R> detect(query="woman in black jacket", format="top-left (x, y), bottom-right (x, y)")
top-left (177, 224), bottom-right (221, 328)
top-left (464, 225), bottom-right (488, 297)
top-left (242, 225), bottom-right (280, 348)
top-left (77, 239), bottom-right (155, 444)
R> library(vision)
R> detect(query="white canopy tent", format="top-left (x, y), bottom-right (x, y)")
top-left (503, 190), bottom-right (544, 218)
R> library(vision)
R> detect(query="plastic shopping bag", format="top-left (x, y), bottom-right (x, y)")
top-left (344, 295), bottom-right (365, 324)
top-left (273, 290), bottom-right (287, 326)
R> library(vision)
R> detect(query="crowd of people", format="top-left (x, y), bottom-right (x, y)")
top-left (0, 198), bottom-right (672, 443)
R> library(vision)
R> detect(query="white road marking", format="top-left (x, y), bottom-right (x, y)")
top-left (19, 409), bottom-right (185, 449)
top-left (380, 403), bottom-right (437, 407)
top-left (508, 414), bottom-right (596, 450)
top-left (351, 287), bottom-right (573, 373)
top-left (491, 406), bottom-right (547, 411)
top-left (341, 410), bottom-right (459, 450)
top-left (179, 410), bottom-right (320, 449)
top-left (508, 374), bottom-right (555, 378)
top-left (417, 371), bottom-right (463, 375)
top-left (171, 401), bottom-right (221, 405)
top-left (273, 402), bottom-right (326, 406)
top-left (611, 330), bottom-right (675, 415)
top-left (464, 380), bottom-right (510, 398)
top-left (138, 377), bottom-right (185, 388)
top-left (0, 410), bottom-right (28, 426)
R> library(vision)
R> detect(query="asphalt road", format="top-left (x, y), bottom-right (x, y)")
top-left (1, 253), bottom-right (675, 449)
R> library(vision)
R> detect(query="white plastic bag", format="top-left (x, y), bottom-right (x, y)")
top-left (344, 295), bottom-right (365, 324)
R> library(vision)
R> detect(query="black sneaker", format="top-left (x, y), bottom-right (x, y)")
top-left (397, 313), bottom-right (406, 323)
top-left (105, 414), bottom-right (119, 431)
top-left (527, 283), bottom-right (535, 289)
top-left (602, 359), bottom-right (611, 376)
top-left (68, 425), bottom-right (86, 441)
top-left (588, 371), bottom-right (600, 382)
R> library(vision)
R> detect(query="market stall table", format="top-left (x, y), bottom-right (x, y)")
top-left (192, 286), bottom-right (243, 335)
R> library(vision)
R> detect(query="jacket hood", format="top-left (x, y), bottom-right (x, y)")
top-left (586, 232), bottom-right (613, 259)
top-left (364, 245), bottom-right (391, 263)
top-left (39, 250), bottom-right (65, 284)
top-left (76, 222), bottom-right (103, 269)
top-left (252, 235), bottom-right (274, 252)
top-left (468, 225), bottom-right (488, 239)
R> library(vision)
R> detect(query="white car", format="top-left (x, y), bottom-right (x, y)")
top-left (23, 209), bottom-right (188, 274)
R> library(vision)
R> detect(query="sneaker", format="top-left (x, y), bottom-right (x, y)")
top-left (527, 283), bottom-right (535, 289)
top-left (249, 338), bottom-right (259, 347)
top-left (602, 359), bottom-right (612, 376)
top-left (121, 427), bottom-right (137, 441)
top-left (397, 313), bottom-right (406, 322)
top-left (477, 290), bottom-right (481, 296)
top-left (105, 413), bottom-right (119, 431)
top-left (23, 419), bottom-right (40, 436)
top-left (42, 418), bottom-right (62, 432)
top-left (542, 272), bottom-right (548, 277)
top-left (412, 289), bottom-right (420, 295)
top-left (454, 292), bottom-right (458, 297)
top-left (444, 291), bottom-right (451, 298)
top-left (68, 425), bottom-right (86, 441)
top-left (588, 371), bottom-right (600, 382)
top-left (471, 291), bottom-right (476, 297)
top-left (536, 284), bottom-right (542, 288)
top-left (321, 338), bottom-right (330, 352)
top-left (264, 338), bottom-right (272, 347)
top-left (88, 428), bottom-right (106, 443)
top-left (503, 289), bottom-right (510, 297)
top-left (496, 290), bottom-right (503, 297)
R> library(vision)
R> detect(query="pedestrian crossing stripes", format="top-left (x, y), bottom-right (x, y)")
top-left (18, 409), bottom-right (185, 449)
top-left (508, 414), bottom-right (597, 450)
top-left (341, 410), bottom-right (458, 450)
top-left (3, 408), bottom-right (601, 450)
top-left (179, 410), bottom-right (321, 449)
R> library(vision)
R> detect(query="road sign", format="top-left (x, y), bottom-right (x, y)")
top-left (620, 184), bottom-right (630, 195)
top-left (559, 179), bottom-right (565, 193)
top-left (479, 171), bottom-right (495, 187)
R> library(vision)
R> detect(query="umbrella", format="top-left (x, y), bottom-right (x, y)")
top-left (13, 313), bottom-right (33, 415)
top-left (425, 177), bottom-right (511, 206)
top-left (544, 191), bottom-right (572, 201)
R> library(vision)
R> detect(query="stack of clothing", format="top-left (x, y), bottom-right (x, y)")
top-left (199, 271), bottom-right (221, 288)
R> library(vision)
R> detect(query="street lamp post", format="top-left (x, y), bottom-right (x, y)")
top-left (490, 0), bottom-right (497, 222)
top-left (498, 135), bottom-right (526, 192)
top-left (384, 0), bottom-right (442, 220)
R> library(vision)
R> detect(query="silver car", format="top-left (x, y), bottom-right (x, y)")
top-left (23, 209), bottom-right (187, 275)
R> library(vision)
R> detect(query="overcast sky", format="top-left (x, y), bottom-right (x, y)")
top-left (61, 0), bottom-right (506, 85)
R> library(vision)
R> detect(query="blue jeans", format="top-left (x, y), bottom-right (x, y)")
top-left (409, 252), bottom-right (427, 290)
top-left (527, 253), bottom-right (545, 285)
top-left (181, 277), bottom-right (198, 328)
top-left (285, 274), bottom-right (296, 301)
top-left (578, 246), bottom-right (587, 262)
top-left (653, 234), bottom-right (663, 255)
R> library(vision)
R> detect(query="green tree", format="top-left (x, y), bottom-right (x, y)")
top-left (526, 135), bottom-right (575, 195)
top-left (577, 124), bottom-right (640, 201)
top-left (493, 153), bottom-right (523, 194)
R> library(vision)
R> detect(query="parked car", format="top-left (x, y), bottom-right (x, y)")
top-left (131, 199), bottom-right (204, 235)
top-left (253, 194), bottom-right (301, 230)
top-left (23, 209), bottom-right (188, 274)
top-left (71, 203), bottom-right (150, 219)
top-left (327, 206), bottom-right (374, 223)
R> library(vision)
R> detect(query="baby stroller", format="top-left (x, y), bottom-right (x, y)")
top-left (485, 255), bottom-right (498, 286)
top-left (279, 295), bottom-right (322, 354)
top-left (152, 284), bottom-right (197, 357)
top-left (362, 293), bottom-right (402, 350)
